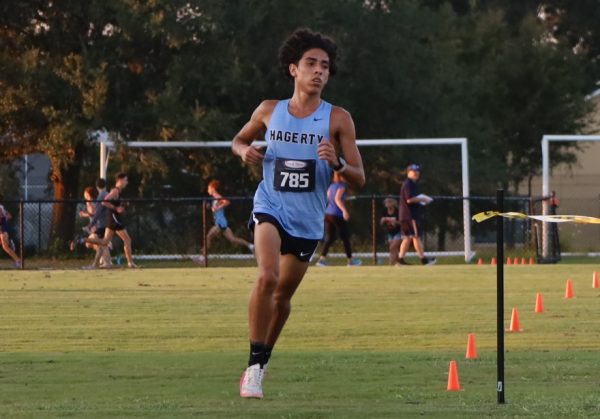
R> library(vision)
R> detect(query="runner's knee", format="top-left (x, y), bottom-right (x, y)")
top-left (256, 270), bottom-right (278, 294)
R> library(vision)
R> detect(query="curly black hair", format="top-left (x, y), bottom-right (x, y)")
top-left (278, 28), bottom-right (338, 80)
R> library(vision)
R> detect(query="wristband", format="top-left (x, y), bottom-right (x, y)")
top-left (333, 156), bottom-right (347, 173)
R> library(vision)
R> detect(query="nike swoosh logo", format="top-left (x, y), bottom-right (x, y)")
top-left (313, 118), bottom-right (323, 121)
top-left (300, 251), bottom-right (312, 257)
top-left (251, 352), bottom-right (261, 355)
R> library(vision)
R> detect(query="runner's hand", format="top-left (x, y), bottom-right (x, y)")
top-left (317, 139), bottom-right (338, 167)
top-left (241, 145), bottom-right (265, 165)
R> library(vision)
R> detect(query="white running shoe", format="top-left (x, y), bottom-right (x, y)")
top-left (191, 255), bottom-right (205, 264)
top-left (240, 363), bottom-right (264, 399)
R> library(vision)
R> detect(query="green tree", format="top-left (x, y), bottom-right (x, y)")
top-left (453, 10), bottom-right (589, 193)
top-left (1, 1), bottom-right (111, 241)
top-left (538, 1), bottom-right (600, 90)
top-left (0, 0), bottom-right (592, 251)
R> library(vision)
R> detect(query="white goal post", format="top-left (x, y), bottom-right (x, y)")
top-left (99, 137), bottom-right (473, 261)
top-left (541, 134), bottom-right (600, 258)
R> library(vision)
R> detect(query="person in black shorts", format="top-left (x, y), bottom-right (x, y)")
top-left (70, 179), bottom-right (113, 268)
top-left (85, 173), bottom-right (138, 268)
top-left (380, 197), bottom-right (402, 265)
top-left (398, 164), bottom-right (436, 266)
top-left (91, 178), bottom-right (112, 267)
top-left (232, 28), bottom-right (365, 398)
top-left (73, 186), bottom-right (103, 266)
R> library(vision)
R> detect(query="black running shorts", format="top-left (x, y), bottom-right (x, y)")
top-left (107, 212), bottom-right (125, 232)
top-left (249, 212), bottom-right (319, 263)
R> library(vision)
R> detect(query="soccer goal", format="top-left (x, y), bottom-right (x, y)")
top-left (97, 136), bottom-right (473, 262)
top-left (541, 134), bottom-right (600, 260)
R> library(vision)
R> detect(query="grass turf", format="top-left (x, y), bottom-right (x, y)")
top-left (1, 265), bottom-right (600, 417)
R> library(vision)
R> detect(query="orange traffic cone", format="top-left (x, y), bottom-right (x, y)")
top-left (466, 334), bottom-right (478, 359)
top-left (491, 257), bottom-right (497, 266)
top-left (529, 256), bottom-right (535, 265)
top-left (564, 279), bottom-right (574, 299)
top-left (593, 272), bottom-right (599, 289)
top-left (477, 258), bottom-right (483, 265)
top-left (521, 257), bottom-right (527, 265)
top-left (534, 293), bottom-right (544, 313)
top-left (447, 360), bottom-right (461, 391)
top-left (508, 307), bottom-right (522, 332)
top-left (507, 257), bottom-right (512, 265)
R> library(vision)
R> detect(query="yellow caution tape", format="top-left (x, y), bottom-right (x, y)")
top-left (472, 211), bottom-right (600, 224)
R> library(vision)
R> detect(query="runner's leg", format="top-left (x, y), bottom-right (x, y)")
top-left (264, 254), bottom-right (309, 347)
top-left (115, 229), bottom-right (134, 266)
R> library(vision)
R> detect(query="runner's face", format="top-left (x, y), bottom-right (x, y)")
top-left (290, 48), bottom-right (330, 94)
top-left (118, 177), bottom-right (128, 189)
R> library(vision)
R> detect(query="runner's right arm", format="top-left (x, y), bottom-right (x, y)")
top-left (232, 100), bottom-right (277, 165)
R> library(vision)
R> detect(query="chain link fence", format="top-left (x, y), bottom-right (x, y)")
top-left (0, 195), bottom-right (565, 268)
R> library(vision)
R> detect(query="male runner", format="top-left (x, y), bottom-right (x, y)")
top-left (91, 178), bottom-right (112, 267)
top-left (196, 179), bottom-right (254, 262)
top-left (84, 173), bottom-right (138, 268)
top-left (70, 179), bottom-right (112, 268)
top-left (232, 28), bottom-right (365, 398)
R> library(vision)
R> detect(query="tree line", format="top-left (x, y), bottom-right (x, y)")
top-left (0, 0), bottom-right (597, 242)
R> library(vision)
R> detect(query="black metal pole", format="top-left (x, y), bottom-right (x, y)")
top-left (19, 201), bottom-right (25, 270)
top-left (202, 199), bottom-right (208, 268)
top-left (37, 201), bottom-right (42, 254)
top-left (497, 189), bottom-right (505, 404)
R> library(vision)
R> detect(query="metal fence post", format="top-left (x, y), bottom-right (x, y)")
top-left (202, 198), bottom-right (208, 267)
top-left (136, 200), bottom-right (140, 243)
top-left (37, 201), bottom-right (42, 253)
top-left (371, 195), bottom-right (377, 265)
top-left (19, 201), bottom-right (25, 269)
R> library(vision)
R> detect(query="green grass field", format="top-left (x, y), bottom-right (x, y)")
top-left (1, 264), bottom-right (600, 418)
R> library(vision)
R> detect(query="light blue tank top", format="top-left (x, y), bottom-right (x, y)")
top-left (212, 199), bottom-right (228, 229)
top-left (253, 99), bottom-right (333, 239)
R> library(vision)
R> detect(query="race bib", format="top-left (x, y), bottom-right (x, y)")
top-left (274, 158), bottom-right (315, 192)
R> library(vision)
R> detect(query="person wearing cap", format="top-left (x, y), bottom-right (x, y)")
top-left (397, 164), bottom-right (436, 266)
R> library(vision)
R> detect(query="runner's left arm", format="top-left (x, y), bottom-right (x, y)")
top-left (318, 107), bottom-right (365, 188)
